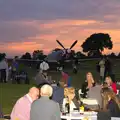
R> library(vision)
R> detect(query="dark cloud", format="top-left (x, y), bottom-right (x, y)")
top-left (0, 0), bottom-right (120, 21)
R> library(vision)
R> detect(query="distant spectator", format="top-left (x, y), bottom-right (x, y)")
top-left (81, 72), bottom-right (95, 98)
top-left (105, 57), bottom-right (112, 77)
top-left (105, 76), bottom-right (117, 94)
top-left (35, 70), bottom-right (51, 86)
top-left (99, 57), bottom-right (105, 82)
top-left (61, 71), bottom-right (69, 86)
top-left (11, 58), bottom-right (19, 83)
top-left (40, 60), bottom-right (49, 72)
top-left (11, 87), bottom-right (39, 120)
top-left (30, 84), bottom-right (61, 120)
top-left (0, 56), bottom-right (8, 83)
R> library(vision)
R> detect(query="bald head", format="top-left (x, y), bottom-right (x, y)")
top-left (28, 87), bottom-right (40, 101)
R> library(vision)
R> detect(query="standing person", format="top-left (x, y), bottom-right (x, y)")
top-left (5, 58), bottom-right (9, 82)
top-left (40, 60), bottom-right (49, 73)
top-left (61, 71), bottom-right (69, 87)
top-left (30, 84), bottom-right (61, 120)
top-left (11, 87), bottom-right (39, 120)
top-left (72, 60), bottom-right (77, 74)
top-left (0, 55), bottom-right (8, 83)
top-left (99, 57), bottom-right (105, 83)
top-left (105, 57), bottom-right (112, 77)
top-left (11, 57), bottom-right (19, 83)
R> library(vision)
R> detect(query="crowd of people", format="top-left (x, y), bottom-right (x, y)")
top-left (0, 71), bottom-right (120, 120)
top-left (0, 56), bottom-right (120, 120)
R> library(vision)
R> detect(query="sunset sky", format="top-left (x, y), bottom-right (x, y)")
top-left (0, 0), bottom-right (120, 57)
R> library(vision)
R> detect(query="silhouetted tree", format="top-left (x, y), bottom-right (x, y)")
top-left (81, 33), bottom-right (113, 57)
top-left (32, 50), bottom-right (46, 60)
top-left (52, 48), bottom-right (62, 52)
top-left (32, 50), bottom-right (43, 59)
top-left (0, 53), bottom-right (6, 61)
top-left (21, 52), bottom-right (31, 59)
top-left (117, 52), bottom-right (120, 58)
top-left (108, 52), bottom-right (116, 58)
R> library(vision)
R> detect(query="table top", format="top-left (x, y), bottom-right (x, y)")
top-left (61, 112), bottom-right (97, 120)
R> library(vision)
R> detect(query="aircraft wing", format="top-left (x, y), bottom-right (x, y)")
top-left (45, 51), bottom-right (63, 62)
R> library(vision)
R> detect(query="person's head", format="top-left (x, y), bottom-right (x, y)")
top-left (102, 82), bottom-right (108, 88)
top-left (86, 72), bottom-right (94, 87)
top-left (28, 87), bottom-right (40, 101)
top-left (95, 79), bottom-right (101, 85)
top-left (105, 76), bottom-right (112, 86)
top-left (101, 88), bottom-right (120, 110)
top-left (40, 84), bottom-right (53, 97)
top-left (64, 87), bottom-right (69, 97)
top-left (66, 87), bottom-right (75, 100)
top-left (86, 72), bottom-right (93, 80)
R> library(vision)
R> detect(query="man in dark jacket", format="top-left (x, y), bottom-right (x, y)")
top-left (52, 81), bottom-right (64, 105)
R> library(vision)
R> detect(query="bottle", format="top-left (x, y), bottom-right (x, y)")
top-left (65, 97), bottom-right (70, 114)
top-left (79, 102), bottom-right (84, 114)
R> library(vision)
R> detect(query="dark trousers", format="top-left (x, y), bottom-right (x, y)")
top-left (0, 69), bottom-right (6, 83)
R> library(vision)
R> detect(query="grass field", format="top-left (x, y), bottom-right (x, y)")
top-left (0, 59), bottom-right (120, 114)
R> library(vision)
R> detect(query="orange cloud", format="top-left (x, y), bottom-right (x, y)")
top-left (0, 19), bottom-right (120, 57)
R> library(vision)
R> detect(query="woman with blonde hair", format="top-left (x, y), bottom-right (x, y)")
top-left (81, 72), bottom-right (95, 98)
top-left (101, 87), bottom-right (120, 117)
top-left (63, 87), bottom-right (80, 112)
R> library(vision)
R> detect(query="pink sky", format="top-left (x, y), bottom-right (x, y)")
top-left (0, 0), bottom-right (120, 57)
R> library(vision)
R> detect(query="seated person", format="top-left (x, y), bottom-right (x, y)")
top-left (35, 70), bottom-right (50, 86)
top-left (81, 72), bottom-right (95, 98)
top-left (30, 84), bottom-right (61, 120)
top-left (52, 81), bottom-right (64, 105)
top-left (87, 80), bottom-right (102, 109)
top-left (105, 76), bottom-right (117, 94)
top-left (63, 87), bottom-right (80, 111)
top-left (101, 87), bottom-right (120, 117)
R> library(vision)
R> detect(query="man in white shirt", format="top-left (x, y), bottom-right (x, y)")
top-left (40, 60), bottom-right (49, 72)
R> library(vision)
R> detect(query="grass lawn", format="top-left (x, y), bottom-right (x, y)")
top-left (0, 59), bottom-right (120, 114)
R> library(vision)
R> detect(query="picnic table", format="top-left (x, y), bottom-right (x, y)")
top-left (61, 111), bottom-right (97, 120)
